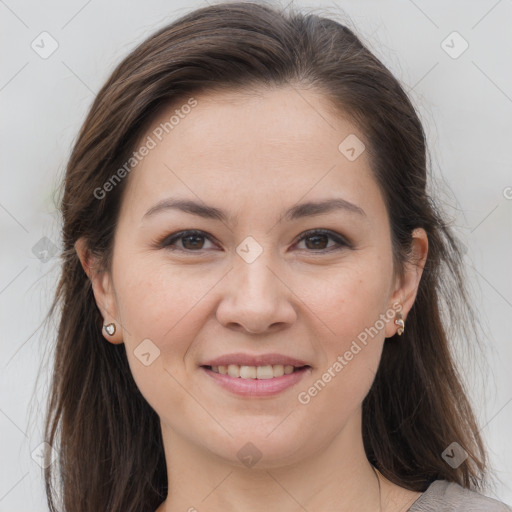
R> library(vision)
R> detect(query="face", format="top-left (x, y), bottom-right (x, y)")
top-left (80, 86), bottom-right (426, 468)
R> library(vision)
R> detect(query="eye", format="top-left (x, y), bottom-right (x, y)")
top-left (162, 230), bottom-right (217, 251)
top-left (158, 228), bottom-right (350, 254)
top-left (294, 229), bottom-right (350, 252)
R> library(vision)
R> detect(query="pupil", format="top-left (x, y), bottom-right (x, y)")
top-left (306, 234), bottom-right (327, 250)
top-left (183, 234), bottom-right (204, 250)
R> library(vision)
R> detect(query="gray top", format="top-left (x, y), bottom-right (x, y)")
top-left (408, 480), bottom-right (511, 511)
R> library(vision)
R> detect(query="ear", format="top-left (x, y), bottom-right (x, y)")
top-left (385, 228), bottom-right (429, 338)
top-left (74, 237), bottom-right (124, 344)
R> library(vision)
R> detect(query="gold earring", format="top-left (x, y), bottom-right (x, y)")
top-left (104, 323), bottom-right (116, 336)
top-left (394, 312), bottom-right (404, 336)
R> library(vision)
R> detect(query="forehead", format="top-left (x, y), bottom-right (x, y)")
top-left (146, 86), bottom-right (356, 162)
top-left (119, 86), bottom-right (382, 223)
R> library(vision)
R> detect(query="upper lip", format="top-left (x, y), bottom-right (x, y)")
top-left (201, 353), bottom-right (311, 368)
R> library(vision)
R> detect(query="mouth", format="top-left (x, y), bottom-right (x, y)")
top-left (201, 364), bottom-right (311, 379)
top-left (199, 363), bottom-right (312, 397)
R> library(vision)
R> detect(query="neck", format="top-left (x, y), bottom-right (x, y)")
top-left (158, 411), bottom-right (384, 512)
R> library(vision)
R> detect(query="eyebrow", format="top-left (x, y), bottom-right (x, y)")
top-left (142, 197), bottom-right (366, 224)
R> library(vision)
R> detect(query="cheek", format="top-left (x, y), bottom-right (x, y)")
top-left (296, 256), bottom-right (393, 410)
top-left (308, 256), bottom-right (393, 349)
top-left (111, 258), bottom-right (215, 401)
top-left (118, 287), bottom-right (219, 445)
top-left (114, 256), bottom-right (216, 343)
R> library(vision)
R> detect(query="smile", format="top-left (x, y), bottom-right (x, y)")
top-left (200, 364), bottom-right (312, 397)
top-left (205, 364), bottom-right (307, 379)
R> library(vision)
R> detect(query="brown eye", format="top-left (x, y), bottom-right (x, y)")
top-left (295, 229), bottom-right (349, 252)
top-left (181, 233), bottom-right (206, 250)
top-left (163, 230), bottom-right (216, 251)
top-left (304, 233), bottom-right (329, 250)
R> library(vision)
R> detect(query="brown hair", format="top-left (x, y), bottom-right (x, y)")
top-left (43, 2), bottom-right (488, 511)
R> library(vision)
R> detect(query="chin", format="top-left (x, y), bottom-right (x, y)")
top-left (198, 426), bottom-right (312, 469)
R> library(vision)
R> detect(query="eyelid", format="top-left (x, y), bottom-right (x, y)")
top-left (159, 229), bottom-right (219, 251)
top-left (294, 228), bottom-right (351, 250)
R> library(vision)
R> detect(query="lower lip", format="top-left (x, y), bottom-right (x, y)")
top-left (201, 366), bottom-right (311, 397)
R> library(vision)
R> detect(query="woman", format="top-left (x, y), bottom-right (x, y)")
top-left (44, 2), bottom-right (510, 511)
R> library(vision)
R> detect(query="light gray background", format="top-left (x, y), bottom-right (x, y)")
top-left (1, 0), bottom-right (511, 510)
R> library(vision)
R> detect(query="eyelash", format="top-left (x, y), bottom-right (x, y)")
top-left (158, 228), bottom-right (351, 254)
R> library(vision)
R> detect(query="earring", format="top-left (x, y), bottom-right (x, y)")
top-left (394, 312), bottom-right (405, 336)
top-left (104, 323), bottom-right (116, 336)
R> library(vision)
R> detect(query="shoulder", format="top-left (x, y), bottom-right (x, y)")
top-left (408, 480), bottom-right (512, 512)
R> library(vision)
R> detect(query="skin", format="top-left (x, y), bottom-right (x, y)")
top-left (76, 86), bottom-right (428, 512)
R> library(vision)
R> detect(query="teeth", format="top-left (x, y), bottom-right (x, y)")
top-left (256, 365), bottom-right (273, 379)
top-left (240, 365), bottom-right (257, 379)
top-left (227, 364), bottom-right (240, 378)
top-left (210, 363), bottom-right (302, 379)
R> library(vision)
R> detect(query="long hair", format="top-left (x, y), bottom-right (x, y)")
top-left (43, 2), bottom-right (487, 510)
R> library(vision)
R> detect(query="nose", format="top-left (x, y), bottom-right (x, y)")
top-left (215, 253), bottom-right (297, 334)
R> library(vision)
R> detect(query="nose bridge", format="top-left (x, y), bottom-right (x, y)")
top-left (216, 237), bottom-right (296, 332)
top-left (232, 239), bottom-right (281, 304)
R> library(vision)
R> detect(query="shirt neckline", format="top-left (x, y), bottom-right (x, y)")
top-left (406, 481), bottom-right (439, 511)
